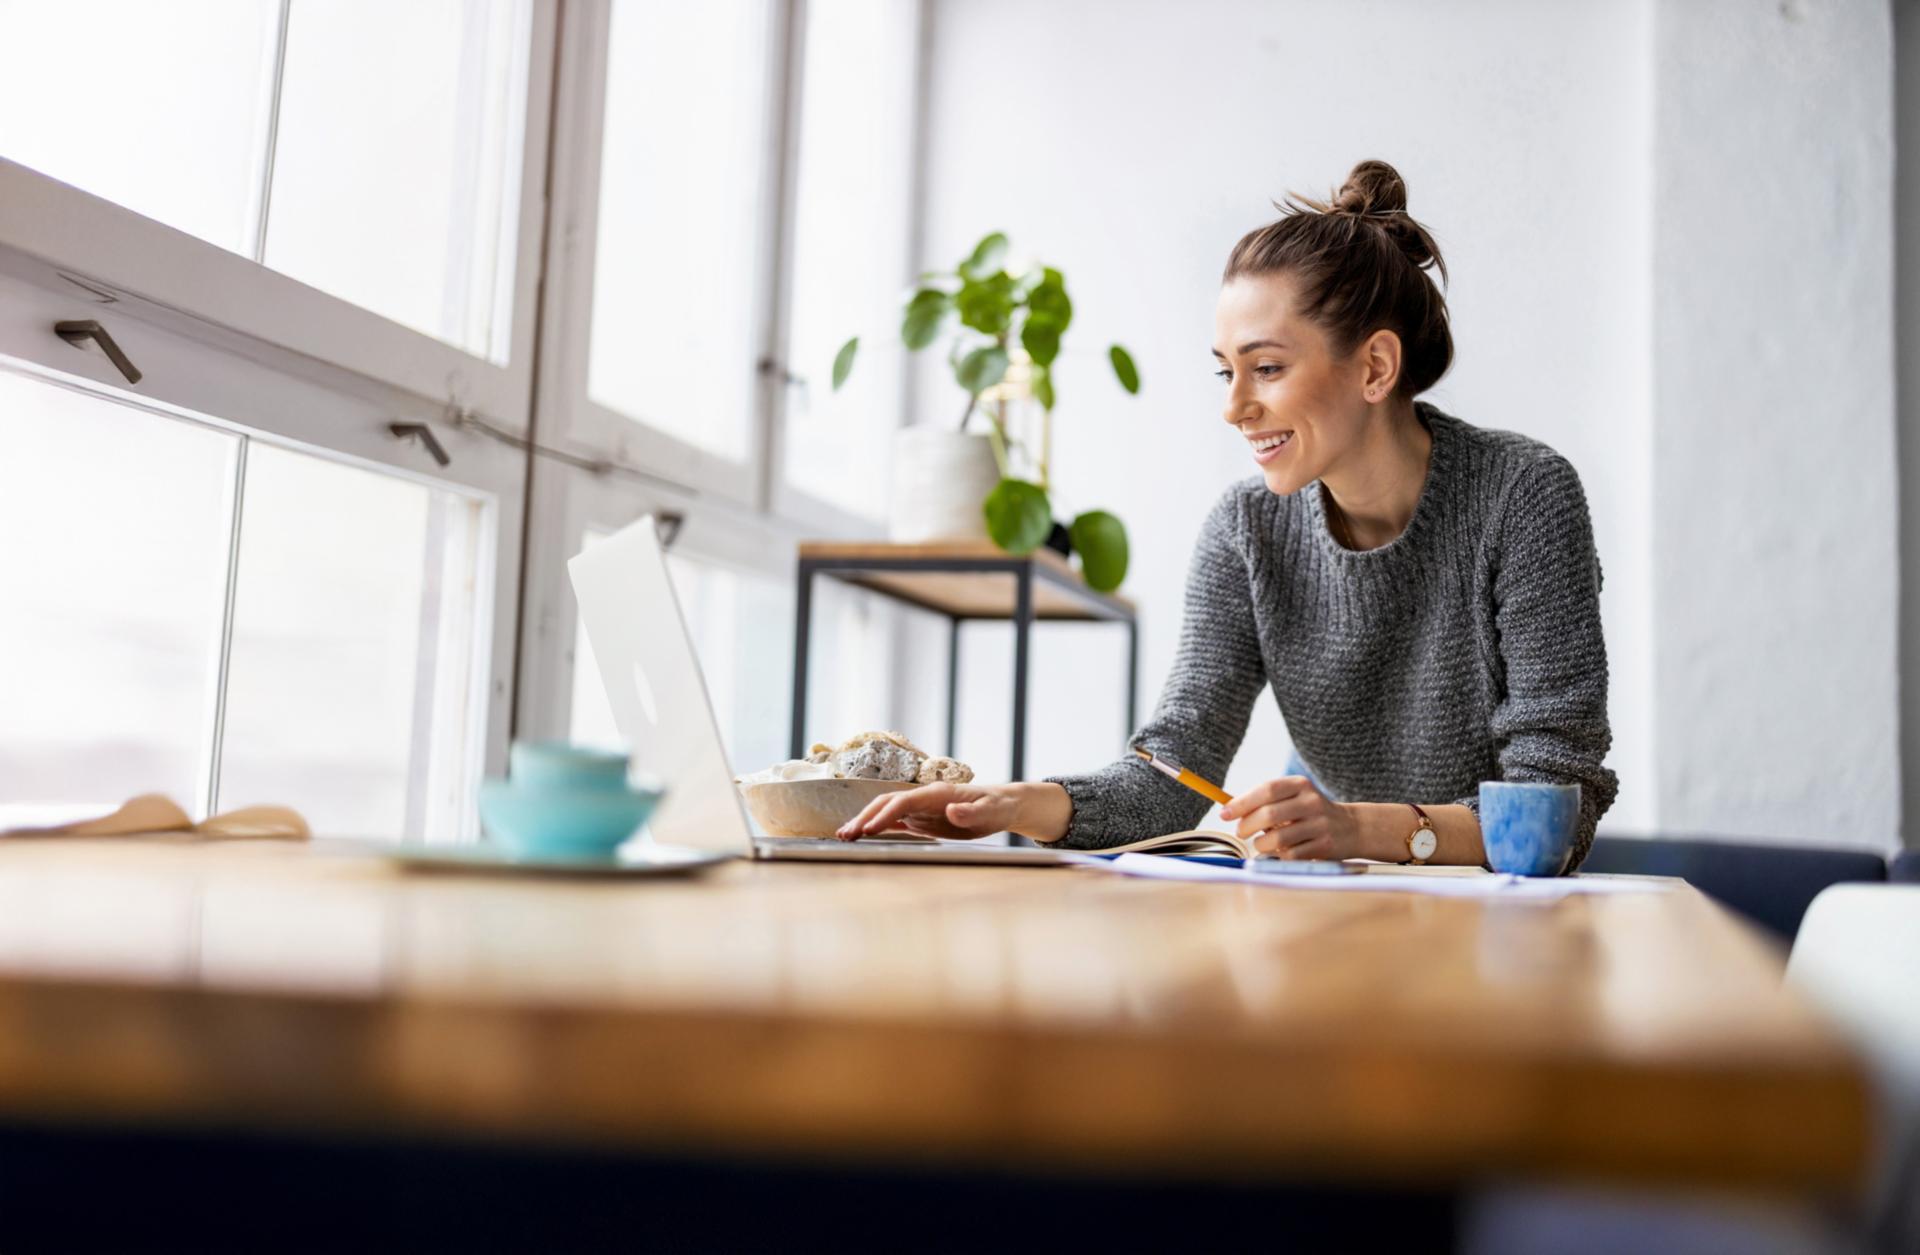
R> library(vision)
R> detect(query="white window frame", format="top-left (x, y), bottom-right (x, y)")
top-left (520, 0), bottom-right (926, 739)
top-left (0, 261), bottom-right (522, 836)
top-left (0, 3), bottom-right (561, 815)
top-left (0, 0), bottom-right (929, 824)
top-left (0, 0), bottom-right (557, 435)
top-left (534, 0), bottom-right (782, 508)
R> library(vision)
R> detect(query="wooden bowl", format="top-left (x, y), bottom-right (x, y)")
top-left (738, 777), bottom-right (921, 837)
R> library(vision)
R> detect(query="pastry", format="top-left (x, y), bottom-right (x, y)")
top-left (916, 756), bottom-right (974, 785)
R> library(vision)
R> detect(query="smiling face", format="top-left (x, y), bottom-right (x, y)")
top-left (1213, 272), bottom-right (1377, 495)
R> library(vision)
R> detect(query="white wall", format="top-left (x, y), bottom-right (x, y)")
top-left (908, 0), bottom-right (1659, 831)
top-left (1651, 0), bottom-right (1897, 847)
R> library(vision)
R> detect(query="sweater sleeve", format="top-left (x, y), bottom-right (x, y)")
top-left (1043, 490), bottom-right (1268, 849)
top-left (1456, 454), bottom-right (1618, 870)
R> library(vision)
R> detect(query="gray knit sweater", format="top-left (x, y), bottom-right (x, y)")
top-left (1046, 403), bottom-right (1617, 870)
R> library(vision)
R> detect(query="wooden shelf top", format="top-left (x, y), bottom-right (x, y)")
top-left (0, 838), bottom-right (1868, 1193)
top-left (798, 539), bottom-right (1135, 620)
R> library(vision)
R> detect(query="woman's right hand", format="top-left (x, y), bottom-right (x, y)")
top-left (834, 781), bottom-right (1051, 842)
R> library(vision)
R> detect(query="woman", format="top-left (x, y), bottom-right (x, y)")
top-left (838, 159), bottom-right (1617, 870)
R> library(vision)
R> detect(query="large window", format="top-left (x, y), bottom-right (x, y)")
top-left (0, 0), bottom-right (280, 256)
top-left (218, 444), bottom-right (487, 839)
top-left (781, 0), bottom-right (920, 519)
top-left (0, 0), bottom-right (925, 841)
top-left (0, 365), bottom-right (492, 838)
top-left (587, 0), bottom-right (779, 465)
top-left (0, 370), bottom-right (237, 825)
top-left (0, 0), bottom-right (531, 362)
top-left (526, 0), bottom-right (927, 750)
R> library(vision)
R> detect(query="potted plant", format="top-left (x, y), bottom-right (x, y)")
top-left (831, 231), bottom-right (1140, 594)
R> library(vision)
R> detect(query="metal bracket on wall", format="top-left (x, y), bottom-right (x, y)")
top-left (654, 511), bottom-right (685, 550)
top-left (53, 319), bottom-right (142, 385)
top-left (388, 421), bottom-right (451, 468)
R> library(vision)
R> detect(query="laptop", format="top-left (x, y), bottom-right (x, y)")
top-left (567, 516), bottom-right (1086, 867)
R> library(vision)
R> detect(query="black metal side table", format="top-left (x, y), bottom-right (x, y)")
top-left (790, 541), bottom-right (1139, 782)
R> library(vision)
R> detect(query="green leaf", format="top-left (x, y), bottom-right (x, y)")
top-left (955, 271), bottom-right (1015, 336)
top-left (1070, 510), bottom-right (1129, 592)
top-left (831, 336), bottom-right (859, 391)
top-left (1020, 313), bottom-right (1062, 368)
top-left (1031, 361), bottom-right (1056, 411)
top-left (1027, 267), bottom-right (1072, 329)
top-left (983, 478), bottom-right (1053, 555)
top-left (901, 289), bottom-right (951, 349)
top-left (955, 345), bottom-right (1009, 394)
top-left (1109, 344), bottom-right (1140, 394)
top-left (960, 231), bottom-right (1009, 279)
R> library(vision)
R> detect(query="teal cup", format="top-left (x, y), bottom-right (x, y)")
top-left (1479, 781), bottom-right (1580, 877)
top-left (479, 740), bottom-right (664, 859)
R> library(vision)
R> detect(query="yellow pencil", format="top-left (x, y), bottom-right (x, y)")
top-left (1133, 747), bottom-right (1234, 808)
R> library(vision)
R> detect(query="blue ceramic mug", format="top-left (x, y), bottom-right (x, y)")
top-left (1478, 781), bottom-right (1581, 877)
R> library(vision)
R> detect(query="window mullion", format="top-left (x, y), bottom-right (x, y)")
top-left (901, 0), bottom-right (933, 434)
top-left (756, 0), bottom-right (807, 517)
top-left (199, 434), bottom-right (249, 819)
top-left (248, 0), bottom-right (294, 265)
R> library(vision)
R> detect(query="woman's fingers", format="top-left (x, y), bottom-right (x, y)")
top-left (835, 793), bottom-right (901, 840)
top-left (835, 792), bottom-right (901, 839)
top-left (1252, 820), bottom-right (1328, 858)
top-left (836, 784), bottom-right (956, 839)
top-left (839, 791), bottom-right (919, 838)
top-left (1231, 791), bottom-right (1322, 841)
top-left (1277, 834), bottom-right (1335, 861)
top-left (1218, 776), bottom-right (1310, 823)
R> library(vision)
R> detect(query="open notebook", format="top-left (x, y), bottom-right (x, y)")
top-left (1085, 829), bottom-right (1256, 859)
top-left (0, 794), bottom-right (310, 840)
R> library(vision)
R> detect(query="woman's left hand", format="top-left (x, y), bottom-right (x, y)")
top-left (1218, 776), bottom-right (1361, 860)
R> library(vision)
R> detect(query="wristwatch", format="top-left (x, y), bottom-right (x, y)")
top-left (1403, 803), bottom-right (1437, 865)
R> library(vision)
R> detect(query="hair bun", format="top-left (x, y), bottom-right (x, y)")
top-left (1331, 159), bottom-right (1408, 217)
top-left (1322, 159), bottom-right (1443, 280)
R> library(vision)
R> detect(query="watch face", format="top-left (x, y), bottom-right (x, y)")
top-left (1411, 829), bottom-right (1438, 860)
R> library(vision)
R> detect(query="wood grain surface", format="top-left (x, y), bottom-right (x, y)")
top-left (0, 838), bottom-right (1868, 1194)
top-left (798, 540), bottom-right (1136, 619)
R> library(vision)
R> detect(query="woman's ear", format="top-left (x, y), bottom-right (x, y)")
top-left (1361, 329), bottom-right (1403, 402)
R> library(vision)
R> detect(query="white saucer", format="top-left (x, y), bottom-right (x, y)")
top-left (376, 841), bottom-right (735, 878)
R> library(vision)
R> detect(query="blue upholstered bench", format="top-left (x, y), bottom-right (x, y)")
top-left (1581, 836), bottom-right (1888, 943)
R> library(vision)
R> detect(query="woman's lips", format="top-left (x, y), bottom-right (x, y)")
top-left (1250, 431), bottom-right (1293, 464)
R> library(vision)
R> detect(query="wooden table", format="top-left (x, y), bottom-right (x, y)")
top-left (0, 838), bottom-right (1869, 1199)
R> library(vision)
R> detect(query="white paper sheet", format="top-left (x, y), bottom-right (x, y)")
top-left (1104, 854), bottom-right (1673, 898)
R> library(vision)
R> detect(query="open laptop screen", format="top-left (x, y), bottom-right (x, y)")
top-left (567, 516), bottom-right (757, 856)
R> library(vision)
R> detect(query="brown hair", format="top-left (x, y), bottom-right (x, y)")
top-left (1222, 159), bottom-right (1453, 398)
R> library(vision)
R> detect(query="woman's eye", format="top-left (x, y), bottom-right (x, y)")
top-left (1212, 368), bottom-right (1232, 381)
top-left (1255, 364), bottom-right (1282, 378)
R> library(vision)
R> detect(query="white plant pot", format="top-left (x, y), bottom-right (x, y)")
top-left (888, 428), bottom-right (1001, 543)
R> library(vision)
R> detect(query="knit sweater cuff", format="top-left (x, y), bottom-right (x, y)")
top-left (1452, 793), bottom-right (1494, 872)
top-left (1042, 773), bottom-right (1103, 849)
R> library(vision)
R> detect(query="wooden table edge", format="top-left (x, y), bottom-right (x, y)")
top-left (0, 969), bottom-right (1872, 1197)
